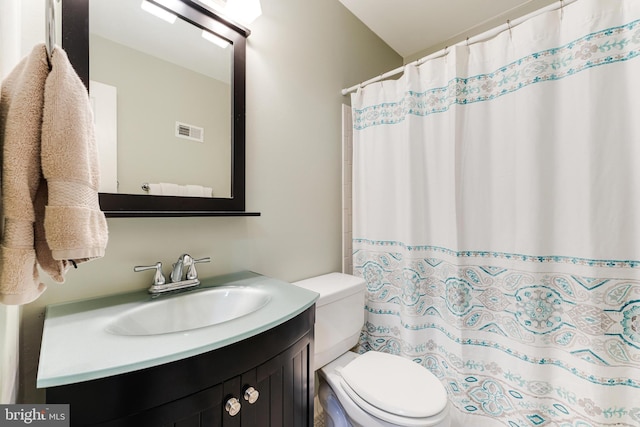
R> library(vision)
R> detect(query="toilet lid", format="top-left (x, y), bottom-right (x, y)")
top-left (339, 351), bottom-right (448, 419)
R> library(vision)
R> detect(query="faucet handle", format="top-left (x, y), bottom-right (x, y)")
top-left (186, 257), bottom-right (211, 280)
top-left (134, 262), bottom-right (166, 286)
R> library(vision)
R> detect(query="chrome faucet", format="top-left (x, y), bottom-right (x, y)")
top-left (170, 254), bottom-right (193, 283)
top-left (171, 254), bottom-right (211, 282)
top-left (135, 254), bottom-right (211, 294)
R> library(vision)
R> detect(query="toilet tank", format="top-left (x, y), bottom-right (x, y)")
top-left (293, 273), bottom-right (365, 371)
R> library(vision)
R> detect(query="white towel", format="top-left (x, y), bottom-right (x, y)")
top-left (186, 185), bottom-right (214, 198)
top-left (148, 183), bottom-right (212, 197)
top-left (147, 183), bottom-right (163, 195)
top-left (159, 182), bottom-right (183, 197)
top-left (185, 185), bottom-right (200, 197)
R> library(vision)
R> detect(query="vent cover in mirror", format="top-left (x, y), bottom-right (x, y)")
top-left (176, 121), bottom-right (204, 142)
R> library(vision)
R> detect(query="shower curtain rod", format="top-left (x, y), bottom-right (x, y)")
top-left (341, 0), bottom-right (578, 96)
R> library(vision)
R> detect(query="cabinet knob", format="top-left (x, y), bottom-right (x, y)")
top-left (225, 397), bottom-right (241, 416)
top-left (243, 386), bottom-right (260, 404)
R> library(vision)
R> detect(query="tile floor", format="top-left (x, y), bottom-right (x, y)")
top-left (314, 397), bottom-right (326, 427)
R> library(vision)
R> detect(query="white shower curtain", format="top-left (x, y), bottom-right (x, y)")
top-left (352, 0), bottom-right (640, 425)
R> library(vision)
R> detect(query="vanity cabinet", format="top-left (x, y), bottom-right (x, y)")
top-left (45, 306), bottom-right (315, 427)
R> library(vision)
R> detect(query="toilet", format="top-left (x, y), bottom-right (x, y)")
top-left (293, 273), bottom-right (450, 427)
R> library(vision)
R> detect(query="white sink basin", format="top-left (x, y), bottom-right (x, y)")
top-left (105, 286), bottom-right (271, 336)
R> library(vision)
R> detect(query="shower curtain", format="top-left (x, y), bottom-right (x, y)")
top-left (351, 0), bottom-right (640, 425)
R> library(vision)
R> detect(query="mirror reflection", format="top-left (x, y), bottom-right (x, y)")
top-left (89, 0), bottom-right (232, 198)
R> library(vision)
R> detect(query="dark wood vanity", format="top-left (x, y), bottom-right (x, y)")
top-left (46, 306), bottom-right (314, 426)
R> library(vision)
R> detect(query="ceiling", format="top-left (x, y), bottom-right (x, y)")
top-left (338, 0), bottom-right (557, 58)
top-left (90, 0), bottom-right (232, 83)
top-left (89, 0), bottom-right (559, 80)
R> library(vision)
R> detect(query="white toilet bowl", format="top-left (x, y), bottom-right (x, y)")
top-left (318, 352), bottom-right (450, 427)
top-left (293, 273), bottom-right (451, 427)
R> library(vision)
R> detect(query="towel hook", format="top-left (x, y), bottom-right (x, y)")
top-left (45, 0), bottom-right (61, 65)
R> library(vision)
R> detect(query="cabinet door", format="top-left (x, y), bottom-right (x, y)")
top-left (97, 383), bottom-right (224, 427)
top-left (237, 334), bottom-right (313, 427)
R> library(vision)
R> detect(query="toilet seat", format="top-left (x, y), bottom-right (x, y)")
top-left (339, 379), bottom-right (449, 427)
top-left (338, 351), bottom-right (448, 426)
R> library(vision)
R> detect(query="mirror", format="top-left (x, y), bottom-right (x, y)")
top-left (62, 0), bottom-right (256, 216)
top-left (90, 0), bottom-right (233, 198)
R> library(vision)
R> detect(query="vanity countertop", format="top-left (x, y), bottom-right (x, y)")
top-left (36, 271), bottom-right (319, 388)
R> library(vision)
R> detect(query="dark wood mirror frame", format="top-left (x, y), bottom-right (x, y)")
top-left (62, 0), bottom-right (259, 217)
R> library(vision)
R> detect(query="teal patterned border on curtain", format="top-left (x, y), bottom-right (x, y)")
top-left (354, 242), bottom-right (640, 426)
top-left (353, 19), bottom-right (640, 130)
top-left (354, 239), bottom-right (640, 269)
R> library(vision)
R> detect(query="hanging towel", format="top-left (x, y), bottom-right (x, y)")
top-left (185, 184), bottom-right (201, 197)
top-left (147, 183), bottom-right (163, 196)
top-left (0, 44), bottom-right (108, 305)
top-left (186, 184), bottom-right (211, 197)
top-left (0, 45), bottom-right (50, 304)
top-left (40, 46), bottom-right (108, 264)
top-left (159, 182), bottom-right (184, 197)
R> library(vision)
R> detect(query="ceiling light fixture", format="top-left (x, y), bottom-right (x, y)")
top-left (140, 0), bottom-right (177, 24)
